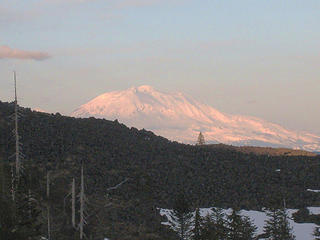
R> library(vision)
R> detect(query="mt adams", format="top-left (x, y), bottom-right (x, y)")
top-left (71, 85), bottom-right (320, 152)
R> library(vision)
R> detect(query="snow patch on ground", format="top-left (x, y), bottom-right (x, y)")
top-left (160, 207), bottom-right (320, 240)
top-left (307, 189), bottom-right (320, 193)
top-left (308, 207), bottom-right (320, 215)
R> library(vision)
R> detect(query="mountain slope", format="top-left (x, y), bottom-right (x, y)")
top-left (72, 85), bottom-right (320, 152)
top-left (1, 100), bottom-right (320, 239)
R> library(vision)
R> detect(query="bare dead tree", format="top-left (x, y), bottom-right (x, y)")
top-left (72, 177), bottom-right (76, 228)
top-left (47, 171), bottom-right (51, 240)
top-left (10, 71), bottom-right (24, 202)
top-left (79, 164), bottom-right (87, 239)
top-left (47, 171), bottom-right (50, 199)
top-left (106, 178), bottom-right (130, 191)
top-left (11, 165), bottom-right (15, 201)
top-left (66, 162), bottom-right (130, 239)
top-left (14, 71), bottom-right (23, 180)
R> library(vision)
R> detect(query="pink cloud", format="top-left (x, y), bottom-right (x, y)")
top-left (0, 45), bottom-right (51, 61)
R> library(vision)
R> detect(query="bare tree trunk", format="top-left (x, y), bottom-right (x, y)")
top-left (47, 206), bottom-right (51, 240)
top-left (14, 71), bottom-right (21, 180)
top-left (72, 178), bottom-right (76, 228)
top-left (11, 165), bottom-right (15, 201)
top-left (47, 171), bottom-right (51, 240)
top-left (80, 164), bottom-right (84, 239)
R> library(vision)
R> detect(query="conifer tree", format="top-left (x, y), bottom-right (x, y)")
top-left (0, 172), bottom-right (16, 240)
top-left (169, 193), bottom-right (193, 240)
top-left (192, 208), bottom-right (202, 240)
top-left (0, 171), bottom-right (41, 240)
top-left (263, 208), bottom-right (295, 240)
top-left (196, 132), bottom-right (205, 145)
top-left (313, 227), bottom-right (320, 240)
top-left (211, 207), bottom-right (227, 238)
top-left (200, 207), bottom-right (227, 240)
top-left (226, 209), bottom-right (256, 240)
top-left (240, 215), bottom-right (257, 240)
top-left (14, 183), bottom-right (42, 239)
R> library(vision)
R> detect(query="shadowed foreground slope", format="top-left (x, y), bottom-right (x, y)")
top-left (1, 100), bottom-right (320, 239)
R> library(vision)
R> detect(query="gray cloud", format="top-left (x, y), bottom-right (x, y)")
top-left (0, 45), bottom-right (51, 61)
top-left (114, 0), bottom-right (162, 8)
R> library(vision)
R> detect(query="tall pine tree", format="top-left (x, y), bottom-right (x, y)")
top-left (263, 208), bottom-right (295, 240)
top-left (200, 207), bottom-right (227, 240)
top-left (192, 208), bottom-right (202, 240)
top-left (196, 132), bottom-right (205, 145)
top-left (226, 209), bottom-right (256, 240)
top-left (0, 164), bottom-right (41, 240)
top-left (169, 193), bottom-right (193, 240)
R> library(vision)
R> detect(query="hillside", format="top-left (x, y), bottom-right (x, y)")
top-left (72, 85), bottom-right (320, 151)
top-left (1, 100), bottom-right (320, 239)
top-left (208, 144), bottom-right (318, 157)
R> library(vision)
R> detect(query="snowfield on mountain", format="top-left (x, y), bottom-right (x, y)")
top-left (72, 85), bottom-right (320, 152)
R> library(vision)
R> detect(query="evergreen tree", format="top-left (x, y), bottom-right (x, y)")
top-left (0, 193), bottom-right (16, 240)
top-left (263, 208), bottom-right (295, 240)
top-left (169, 193), bottom-right (193, 240)
top-left (240, 215), bottom-right (257, 240)
top-left (200, 207), bottom-right (227, 240)
top-left (0, 167), bottom-right (41, 240)
top-left (14, 185), bottom-right (42, 239)
top-left (192, 208), bottom-right (202, 240)
top-left (196, 132), bottom-right (205, 145)
top-left (313, 227), bottom-right (320, 240)
top-left (226, 209), bottom-right (256, 240)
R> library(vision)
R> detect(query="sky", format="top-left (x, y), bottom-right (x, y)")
top-left (0, 0), bottom-right (319, 135)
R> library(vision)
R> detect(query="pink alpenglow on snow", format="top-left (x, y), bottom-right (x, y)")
top-left (71, 85), bottom-right (320, 152)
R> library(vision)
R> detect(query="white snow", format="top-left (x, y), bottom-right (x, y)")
top-left (307, 207), bottom-right (320, 215)
top-left (160, 207), bottom-right (319, 240)
top-left (307, 189), bottom-right (320, 193)
top-left (71, 85), bottom-right (320, 151)
top-left (32, 107), bottom-right (47, 113)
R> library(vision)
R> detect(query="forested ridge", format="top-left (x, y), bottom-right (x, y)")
top-left (1, 100), bottom-right (320, 239)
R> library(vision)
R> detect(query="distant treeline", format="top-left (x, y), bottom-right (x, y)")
top-left (207, 144), bottom-right (318, 157)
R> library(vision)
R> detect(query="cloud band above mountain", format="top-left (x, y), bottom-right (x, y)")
top-left (0, 45), bottom-right (51, 61)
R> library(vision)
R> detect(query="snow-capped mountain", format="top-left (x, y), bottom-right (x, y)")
top-left (71, 85), bottom-right (320, 151)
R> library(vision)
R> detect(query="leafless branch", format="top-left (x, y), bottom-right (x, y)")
top-left (106, 178), bottom-right (130, 191)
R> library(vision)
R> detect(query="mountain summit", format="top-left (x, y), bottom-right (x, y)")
top-left (71, 85), bottom-right (320, 151)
